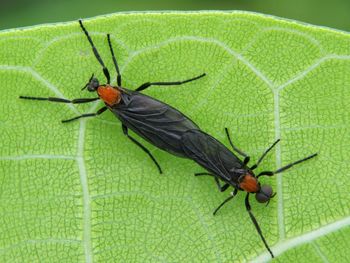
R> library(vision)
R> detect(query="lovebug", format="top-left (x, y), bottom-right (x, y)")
top-left (20, 20), bottom-right (205, 174)
top-left (181, 128), bottom-right (317, 258)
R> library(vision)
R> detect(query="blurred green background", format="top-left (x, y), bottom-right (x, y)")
top-left (1, 0), bottom-right (349, 31)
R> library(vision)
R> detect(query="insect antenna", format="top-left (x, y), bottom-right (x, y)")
top-left (79, 19), bottom-right (111, 84)
top-left (265, 193), bottom-right (276, 207)
top-left (82, 74), bottom-right (95, 90)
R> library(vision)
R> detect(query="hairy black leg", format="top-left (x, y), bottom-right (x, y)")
top-left (250, 139), bottom-right (280, 170)
top-left (245, 193), bottom-right (274, 258)
top-left (194, 172), bottom-right (212, 176)
top-left (257, 153), bottom-right (318, 177)
top-left (224, 128), bottom-right (250, 164)
top-left (19, 96), bottom-right (99, 104)
top-left (62, 106), bottom-right (107, 123)
top-left (213, 188), bottom-right (238, 215)
top-left (194, 173), bottom-right (229, 192)
top-left (136, 73), bottom-right (206, 92)
top-left (122, 125), bottom-right (162, 174)
top-left (107, 34), bottom-right (122, 86)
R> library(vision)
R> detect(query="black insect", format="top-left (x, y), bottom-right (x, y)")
top-left (20, 20), bottom-right (205, 174)
top-left (181, 128), bottom-right (317, 258)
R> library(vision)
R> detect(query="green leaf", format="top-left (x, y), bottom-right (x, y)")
top-left (1, 11), bottom-right (349, 262)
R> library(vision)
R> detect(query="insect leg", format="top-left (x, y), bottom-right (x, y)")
top-left (245, 193), bottom-right (274, 258)
top-left (19, 96), bottom-right (100, 104)
top-left (250, 139), bottom-right (280, 170)
top-left (62, 106), bottom-right (107, 123)
top-left (79, 19), bottom-right (111, 84)
top-left (257, 153), bottom-right (317, 177)
top-left (214, 177), bottom-right (230, 192)
top-left (224, 128), bottom-right (250, 164)
top-left (107, 34), bottom-right (122, 86)
top-left (135, 73), bottom-right (206, 92)
top-left (194, 172), bottom-right (212, 176)
top-left (213, 188), bottom-right (238, 215)
top-left (195, 173), bottom-right (229, 192)
top-left (122, 124), bottom-right (163, 174)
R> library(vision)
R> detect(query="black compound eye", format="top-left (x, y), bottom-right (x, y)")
top-left (87, 78), bottom-right (99, 91)
top-left (255, 185), bottom-right (273, 203)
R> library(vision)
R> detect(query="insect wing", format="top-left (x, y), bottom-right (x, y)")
top-left (113, 90), bottom-right (199, 157)
top-left (181, 129), bottom-right (243, 183)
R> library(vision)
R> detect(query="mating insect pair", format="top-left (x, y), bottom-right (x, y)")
top-left (20, 20), bottom-right (317, 258)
